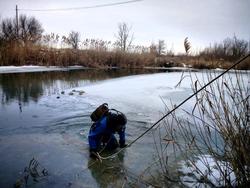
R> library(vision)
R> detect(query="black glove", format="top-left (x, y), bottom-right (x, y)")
top-left (89, 149), bottom-right (98, 159)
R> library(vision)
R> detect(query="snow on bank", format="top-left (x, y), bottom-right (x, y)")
top-left (179, 155), bottom-right (236, 187)
top-left (0, 65), bottom-right (85, 74)
top-left (0, 65), bottom-right (194, 74)
top-left (1, 65), bottom-right (249, 74)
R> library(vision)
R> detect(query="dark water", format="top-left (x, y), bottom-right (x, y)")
top-left (1, 68), bottom-right (188, 188)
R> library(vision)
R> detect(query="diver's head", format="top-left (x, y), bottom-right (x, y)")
top-left (107, 112), bottom-right (127, 132)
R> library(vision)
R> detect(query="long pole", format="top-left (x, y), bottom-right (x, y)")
top-left (16, 5), bottom-right (19, 38)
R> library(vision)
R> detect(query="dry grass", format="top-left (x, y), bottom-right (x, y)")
top-left (149, 70), bottom-right (250, 187)
top-left (0, 42), bottom-right (156, 68)
top-left (0, 40), bottom-right (249, 69)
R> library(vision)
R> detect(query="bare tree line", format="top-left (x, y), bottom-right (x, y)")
top-left (0, 14), bottom-right (249, 68)
top-left (200, 35), bottom-right (249, 61)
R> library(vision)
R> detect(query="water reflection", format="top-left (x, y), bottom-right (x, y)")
top-left (0, 68), bottom-right (168, 106)
top-left (0, 73), bottom-right (42, 104)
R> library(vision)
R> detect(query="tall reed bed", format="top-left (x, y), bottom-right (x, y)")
top-left (0, 42), bottom-right (157, 68)
top-left (148, 70), bottom-right (250, 187)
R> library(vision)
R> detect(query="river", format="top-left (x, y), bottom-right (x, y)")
top-left (0, 68), bottom-right (248, 188)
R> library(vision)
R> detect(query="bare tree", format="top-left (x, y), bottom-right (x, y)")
top-left (18, 14), bottom-right (43, 44)
top-left (63, 31), bottom-right (81, 49)
top-left (248, 39), bottom-right (250, 53)
top-left (222, 37), bottom-right (232, 57)
top-left (149, 42), bottom-right (157, 55)
top-left (200, 36), bottom-right (248, 61)
top-left (115, 22), bottom-right (133, 52)
top-left (42, 33), bottom-right (60, 47)
top-left (0, 14), bottom-right (43, 44)
top-left (157, 40), bottom-right (166, 56)
top-left (231, 35), bottom-right (248, 59)
top-left (0, 18), bottom-right (16, 41)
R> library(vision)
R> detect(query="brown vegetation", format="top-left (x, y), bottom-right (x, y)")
top-left (0, 14), bottom-right (249, 69)
top-left (150, 71), bottom-right (250, 187)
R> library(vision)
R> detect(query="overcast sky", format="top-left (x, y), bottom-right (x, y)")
top-left (0, 0), bottom-right (249, 53)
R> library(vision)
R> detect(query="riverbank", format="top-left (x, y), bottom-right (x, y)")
top-left (0, 65), bottom-right (194, 74)
top-left (1, 64), bottom-right (250, 75)
top-left (1, 43), bottom-right (249, 70)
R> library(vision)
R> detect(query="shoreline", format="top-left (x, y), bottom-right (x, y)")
top-left (0, 65), bottom-right (87, 74)
top-left (0, 65), bottom-right (249, 74)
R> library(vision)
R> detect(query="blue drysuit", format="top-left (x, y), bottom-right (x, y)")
top-left (88, 116), bottom-right (125, 151)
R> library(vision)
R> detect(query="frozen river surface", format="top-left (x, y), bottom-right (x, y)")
top-left (0, 68), bottom-right (248, 187)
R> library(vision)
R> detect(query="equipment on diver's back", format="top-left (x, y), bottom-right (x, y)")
top-left (90, 103), bottom-right (109, 122)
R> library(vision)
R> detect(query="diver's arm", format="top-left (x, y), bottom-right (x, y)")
top-left (118, 126), bottom-right (126, 147)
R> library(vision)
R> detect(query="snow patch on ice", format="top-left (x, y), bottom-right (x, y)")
top-left (179, 155), bottom-right (236, 187)
top-left (0, 65), bottom-right (85, 74)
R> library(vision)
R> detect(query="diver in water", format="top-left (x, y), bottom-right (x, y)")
top-left (88, 104), bottom-right (127, 158)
